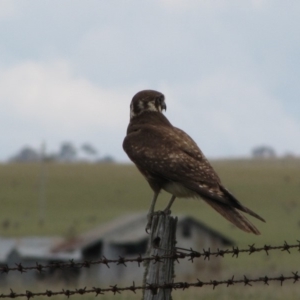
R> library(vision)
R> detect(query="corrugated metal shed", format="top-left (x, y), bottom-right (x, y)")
top-left (0, 236), bottom-right (81, 262)
top-left (0, 238), bottom-right (16, 262)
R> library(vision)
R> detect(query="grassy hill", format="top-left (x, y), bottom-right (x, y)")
top-left (1, 159), bottom-right (299, 244)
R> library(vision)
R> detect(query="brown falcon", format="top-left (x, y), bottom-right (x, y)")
top-left (123, 90), bottom-right (265, 234)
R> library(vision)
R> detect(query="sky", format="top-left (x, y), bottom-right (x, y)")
top-left (0, 0), bottom-right (300, 161)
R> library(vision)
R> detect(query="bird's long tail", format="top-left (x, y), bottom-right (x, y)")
top-left (203, 199), bottom-right (261, 235)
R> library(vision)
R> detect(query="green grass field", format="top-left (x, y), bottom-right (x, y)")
top-left (0, 159), bottom-right (300, 299)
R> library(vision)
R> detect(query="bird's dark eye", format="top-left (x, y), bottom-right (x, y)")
top-left (156, 96), bottom-right (164, 103)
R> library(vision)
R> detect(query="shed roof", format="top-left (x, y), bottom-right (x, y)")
top-left (52, 213), bottom-right (147, 252)
top-left (52, 213), bottom-right (234, 252)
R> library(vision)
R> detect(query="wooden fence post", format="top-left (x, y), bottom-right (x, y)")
top-left (143, 213), bottom-right (177, 300)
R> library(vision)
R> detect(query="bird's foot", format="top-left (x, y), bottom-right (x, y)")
top-left (145, 210), bottom-right (172, 233)
top-left (162, 208), bottom-right (172, 215)
top-left (145, 213), bottom-right (153, 234)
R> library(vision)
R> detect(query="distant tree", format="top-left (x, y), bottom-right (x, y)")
top-left (9, 146), bottom-right (40, 162)
top-left (283, 152), bottom-right (295, 159)
top-left (252, 146), bottom-right (276, 159)
top-left (58, 142), bottom-right (77, 162)
top-left (81, 143), bottom-right (98, 156)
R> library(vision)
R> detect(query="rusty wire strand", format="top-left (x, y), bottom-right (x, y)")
top-left (0, 271), bottom-right (299, 298)
top-left (1, 240), bottom-right (299, 274)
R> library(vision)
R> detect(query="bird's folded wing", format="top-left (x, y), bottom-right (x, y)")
top-left (125, 125), bottom-right (226, 199)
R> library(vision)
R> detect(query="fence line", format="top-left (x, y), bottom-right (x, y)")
top-left (1, 240), bottom-right (299, 275)
top-left (0, 271), bottom-right (299, 299)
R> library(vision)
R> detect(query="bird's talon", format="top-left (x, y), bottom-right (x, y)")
top-left (145, 226), bottom-right (151, 234)
top-left (163, 209), bottom-right (171, 215)
top-left (145, 214), bottom-right (153, 234)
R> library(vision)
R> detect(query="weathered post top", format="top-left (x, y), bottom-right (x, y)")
top-left (143, 213), bottom-right (177, 300)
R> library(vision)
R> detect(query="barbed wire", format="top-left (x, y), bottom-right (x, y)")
top-left (0, 271), bottom-right (299, 298)
top-left (1, 240), bottom-right (299, 275)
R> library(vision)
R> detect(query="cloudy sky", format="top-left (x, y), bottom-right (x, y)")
top-left (1, 0), bottom-right (300, 161)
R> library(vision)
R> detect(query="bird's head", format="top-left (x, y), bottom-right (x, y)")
top-left (130, 90), bottom-right (166, 119)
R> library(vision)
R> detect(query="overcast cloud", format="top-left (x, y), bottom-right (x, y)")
top-left (0, 0), bottom-right (299, 161)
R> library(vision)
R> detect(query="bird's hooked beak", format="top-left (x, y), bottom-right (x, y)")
top-left (161, 100), bottom-right (167, 112)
